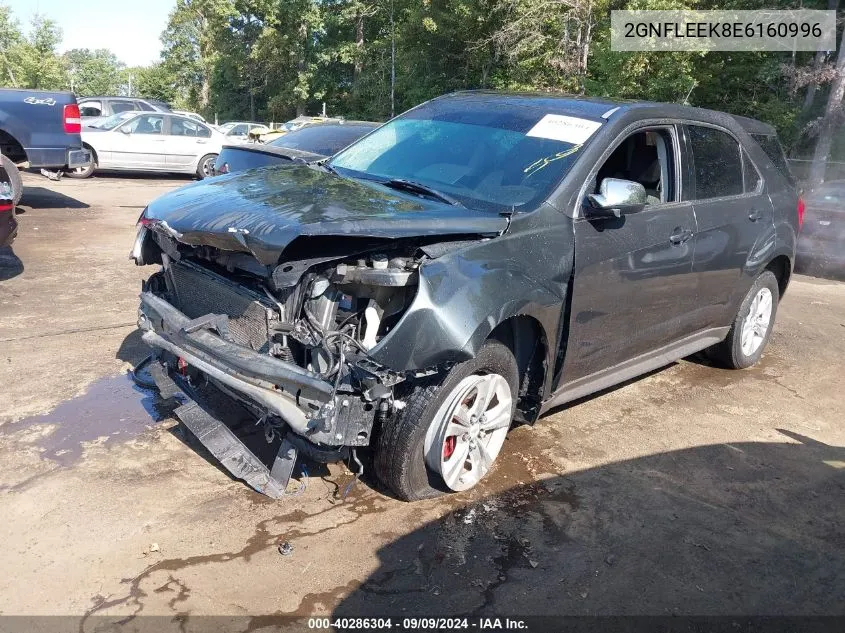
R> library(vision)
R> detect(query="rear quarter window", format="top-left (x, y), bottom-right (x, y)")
top-left (742, 149), bottom-right (762, 193)
top-left (688, 125), bottom-right (744, 199)
top-left (79, 101), bottom-right (101, 117)
top-left (751, 134), bottom-right (795, 186)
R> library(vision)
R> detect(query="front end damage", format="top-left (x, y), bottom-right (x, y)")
top-left (133, 221), bottom-right (461, 497)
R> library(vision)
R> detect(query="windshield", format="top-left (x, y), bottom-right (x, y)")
top-left (271, 124), bottom-right (376, 157)
top-left (329, 100), bottom-right (593, 211)
top-left (95, 112), bottom-right (138, 130)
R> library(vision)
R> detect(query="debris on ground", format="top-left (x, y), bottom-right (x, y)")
top-left (278, 541), bottom-right (294, 556)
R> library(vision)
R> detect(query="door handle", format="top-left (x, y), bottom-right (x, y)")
top-left (669, 228), bottom-right (694, 245)
top-left (196, 139), bottom-right (208, 144)
top-left (748, 209), bottom-right (761, 222)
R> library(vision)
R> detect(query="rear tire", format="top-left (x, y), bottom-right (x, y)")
top-left (65, 160), bottom-right (95, 179)
top-left (196, 154), bottom-right (217, 179)
top-left (708, 270), bottom-right (779, 369)
top-left (0, 154), bottom-right (22, 205)
top-left (374, 339), bottom-right (519, 501)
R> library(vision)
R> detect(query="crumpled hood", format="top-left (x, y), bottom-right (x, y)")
top-left (144, 165), bottom-right (508, 265)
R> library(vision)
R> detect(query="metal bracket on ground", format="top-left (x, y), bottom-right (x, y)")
top-left (174, 399), bottom-right (298, 499)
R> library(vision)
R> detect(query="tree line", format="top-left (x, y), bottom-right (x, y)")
top-left (1, 0), bottom-right (843, 178)
top-left (0, 5), bottom-right (171, 103)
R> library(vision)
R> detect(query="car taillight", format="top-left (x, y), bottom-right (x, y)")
top-left (63, 103), bottom-right (81, 133)
top-left (136, 208), bottom-right (153, 227)
top-left (0, 182), bottom-right (11, 211)
top-left (218, 162), bottom-right (229, 175)
top-left (797, 197), bottom-right (805, 231)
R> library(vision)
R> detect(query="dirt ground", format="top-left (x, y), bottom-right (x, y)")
top-left (0, 171), bottom-right (843, 623)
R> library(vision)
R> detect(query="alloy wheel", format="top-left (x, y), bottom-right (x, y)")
top-left (423, 373), bottom-right (513, 491)
top-left (740, 287), bottom-right (773, 357)
top-left (201, 156), bottom-right (216, 177)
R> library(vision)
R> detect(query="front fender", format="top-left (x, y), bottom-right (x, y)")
top-left (369, 205), bottom-right (574, 372)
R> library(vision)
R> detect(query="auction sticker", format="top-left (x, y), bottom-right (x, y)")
top-left (526, 114), bottom-right (602, 144)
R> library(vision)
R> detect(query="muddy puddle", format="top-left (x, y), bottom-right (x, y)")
top-left (1, 373), bottom-right (174, 466)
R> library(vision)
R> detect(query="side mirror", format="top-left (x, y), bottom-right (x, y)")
top-left (586, 178), bottom-right (647, 218)
top-left (120, 126), bottom-right (131, 135)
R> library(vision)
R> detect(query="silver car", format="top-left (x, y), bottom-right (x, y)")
top-left (69, 112), bottom-right (225, 179)
top-left (215, 121), bottom-right (271, 143)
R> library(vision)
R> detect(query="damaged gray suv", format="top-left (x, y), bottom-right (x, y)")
top-left (132, 91), bottom-right (800, 501)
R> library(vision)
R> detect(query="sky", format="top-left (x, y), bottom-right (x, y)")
top-left (5, 0), bottom-right (174, 67)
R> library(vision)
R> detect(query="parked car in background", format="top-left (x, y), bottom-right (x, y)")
top-left (0, 88), bottom-right (91, 204)
top-left (214, 121), bottom-right (269, 143)
top-left (132, 92), bottom-right (799, 501)
top-left (258, 116), bottom-right (337, 143)
top-left (795, 180), bottom-right (845, 280)
top-left (173, 110), bottom-right (207, 124)
top-left (79, 97), bottom-right (171, 126)
top-left (212, 120), bottom-right (379, 175)
top-left (0, 157), bottom-right (16, 247)
top-left (69, 111), bottom-right (224, 179)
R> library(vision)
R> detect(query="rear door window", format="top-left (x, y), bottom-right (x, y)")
top-left (687, 125), bottom-right (743, 199)
top-left (170, 117), bottom-right (211, 138)
top-left (111, 100), bottom-right (137, 114)
top-left (121, 114), bottom-right (164, 135)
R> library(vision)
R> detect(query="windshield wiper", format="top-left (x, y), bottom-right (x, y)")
top-left (381, 178), bottom-right (463, 206)
top-left (313, 159), bottom-right (339, 175)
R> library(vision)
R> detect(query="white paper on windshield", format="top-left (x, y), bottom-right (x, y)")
top-left (526, 114), bottom-right (602, 144)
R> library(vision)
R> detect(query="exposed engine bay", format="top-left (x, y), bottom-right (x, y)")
top-left (133, 220), bottom-right (452, 478)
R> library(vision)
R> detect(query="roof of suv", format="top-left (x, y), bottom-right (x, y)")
top-left (79, 96), bottom-right (172, 111)
top-left (440, 90), bottom-right (777, 136)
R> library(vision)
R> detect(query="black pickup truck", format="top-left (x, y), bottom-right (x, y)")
top-left (0, 88), bottom-right (91, 204)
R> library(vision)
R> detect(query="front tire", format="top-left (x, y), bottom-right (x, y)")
top-left (196, 154), bottom-right (218, 179)
top-left (0, 154), bottom-right (22, 205)
top-left (708, 270), bottom-right (779, 369)
top-left (374, 339), bottom-right (519, 501)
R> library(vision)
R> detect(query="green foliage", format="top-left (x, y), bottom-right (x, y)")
top-left (64, 49), bottom-right (125, 96)
top-left (0, 10), bottom-right (66, 91)
top-left (18, 14), bottom-right (65, 90)
top-left (0, 0), bottom-right (837, 152)
top-left (131, 63), bottom-right (179, 105)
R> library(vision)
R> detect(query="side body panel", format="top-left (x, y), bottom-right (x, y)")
top-left (110, 115), bottom-right (168, 170)
top-left (564, 203), bottom-right (698, 382)
top-left (558, 121), bottom-right (699, 383)
top-left (370, 203), bottom-right (574, 397)
top-left (681, 123), bottom-right (777, 331)
top-left (164, 117), bottom-right (220, 172)
top-left (164, 116), bottom-right (203, 170)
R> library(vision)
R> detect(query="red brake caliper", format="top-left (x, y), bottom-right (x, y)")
top-left (443, 435), bottom-right (457, 460)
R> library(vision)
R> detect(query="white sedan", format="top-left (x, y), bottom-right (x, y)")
top-left (69, 111), bottom-right (226, 179)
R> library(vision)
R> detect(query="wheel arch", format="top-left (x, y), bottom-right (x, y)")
top-left (84, 142), bottom-right (98, 165)
top-left (765, 253), bottom-right (792, 299)
top-left (195, 152), bottom-right (218, 177)
top-left (0, 128), bottom-right (27, 164)
top-left (488, 314), bottom-right (549, 423)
